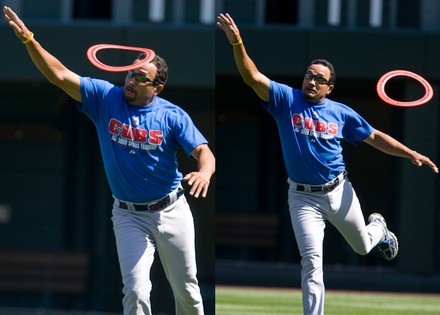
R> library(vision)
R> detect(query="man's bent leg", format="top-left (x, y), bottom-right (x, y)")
top-left (327, 180), bottom-right (384, 255)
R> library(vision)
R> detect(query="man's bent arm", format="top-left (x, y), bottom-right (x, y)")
top-left (184, 144), bottom-right (216, 198)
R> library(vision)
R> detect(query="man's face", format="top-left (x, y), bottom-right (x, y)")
top-left (123, 60), bottom-right (163, 106)
top-left (301, 64), bottom-right (334, 103)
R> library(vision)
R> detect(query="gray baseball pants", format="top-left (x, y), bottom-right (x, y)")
top-left (288, 176), bottom-right (384, 315)
top-left (112, 196), bottom-right (204, 315)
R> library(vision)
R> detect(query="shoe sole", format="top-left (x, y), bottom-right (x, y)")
top-left (369, 213), bottom-right (399, 261)
top-left (378, 231), bottom-right (399, 261)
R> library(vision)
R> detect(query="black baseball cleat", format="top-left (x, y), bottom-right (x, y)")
top-left (368, 213), bottom-right (399, 261)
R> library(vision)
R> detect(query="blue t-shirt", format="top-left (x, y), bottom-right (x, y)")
top-left (263, 80), bottom-right (374, 185)
top-left (77, 77), bottom-right (208, 202)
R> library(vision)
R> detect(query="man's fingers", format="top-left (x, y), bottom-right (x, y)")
top-left (183, 172), bottom-right (210, 198)
top-left (190, 182), bottom-right (208, 198)
top-left (3, 6), bottom-right (29, 40)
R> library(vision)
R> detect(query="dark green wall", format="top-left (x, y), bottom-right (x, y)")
top-left (0, 23), bottom-right (214, 87)
top-left (216, 26), bottom-right (440, 81)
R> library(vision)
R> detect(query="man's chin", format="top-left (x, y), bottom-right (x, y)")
top-left (124, 95), bottom-right (134, 102)
top-left (124, 91), bottom-right (136, 103)
top-left (303, 92), bottom-right (316, 102)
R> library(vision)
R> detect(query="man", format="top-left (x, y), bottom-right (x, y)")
top-left (4, 6), bottom-right (215, 315)
top-left (217, 13), bottom-right (438, 315)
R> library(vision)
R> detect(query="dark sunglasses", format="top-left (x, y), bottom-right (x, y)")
top-left (127, 70), bottom-right (156, 85)
top-left (304, 72), bottom-right (331, 85)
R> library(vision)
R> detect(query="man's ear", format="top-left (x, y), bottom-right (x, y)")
top-left (155, 84), bottom-right (165, 95)
top-left (326, 84), bottom-right (334, 95)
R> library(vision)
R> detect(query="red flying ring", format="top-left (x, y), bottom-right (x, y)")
top-left (376, 70), bottom-right (433, 107)
top-left (87, 44), bottom-right (156, 72)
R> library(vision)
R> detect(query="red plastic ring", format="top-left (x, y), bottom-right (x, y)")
top-left (87, 44), bottom-right (156, 72)
top-left (376, 70), bottom-right (433, 107)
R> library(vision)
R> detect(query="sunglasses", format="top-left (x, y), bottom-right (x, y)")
top-left (126, 70), bottom-right (156, 85)
top-left (304, 72), bottom-right (331, 85)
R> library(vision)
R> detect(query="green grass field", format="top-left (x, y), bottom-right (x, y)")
top-left (216, 286), bottom-right (440, 315)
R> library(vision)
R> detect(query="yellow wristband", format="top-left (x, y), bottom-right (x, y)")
top-left (22, 32), bottom-right (34, 44)
top-left (230, 38), bottom-right (242, 46)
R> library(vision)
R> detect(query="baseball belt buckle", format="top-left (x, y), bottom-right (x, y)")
top-left (322, 184), bottom-right (331, 192)
top-left (322, 178), bottom-right (339, 192)
top-left (146, 201), bottom-right (161, 211)
top-left (146, 196), bottom-right (169, 211)
top-left (146, 202), bottom-right (159, 211)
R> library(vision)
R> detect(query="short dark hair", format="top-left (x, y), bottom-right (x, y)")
top-left (138, 53), bottom-right (169, 86)
top-left (309, 59), bottom-right (336, 85)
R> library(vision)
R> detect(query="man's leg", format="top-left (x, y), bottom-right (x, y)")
top-left (156, 197), bottom-right (204, 315)
top-left (288, 189), bottom-right (327, 315)
top-left (112, 207), bottom-right (157, 315)
top-left (326, 179), bottom-right (384, 255)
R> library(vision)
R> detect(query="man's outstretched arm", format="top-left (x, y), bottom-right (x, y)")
top-left (217, 13), bottom-right (271, 102)
top-left (364, 129), bottom-right (438, 173)
top-left (4, 6), bottom-right (82, 102)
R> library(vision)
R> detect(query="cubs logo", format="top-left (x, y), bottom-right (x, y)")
top-left (292, 113), bottom-right (338, 134)
top-left (292, 113), bottom-right (338, 139)
top-left (108, 118), bottom-right (163, 152)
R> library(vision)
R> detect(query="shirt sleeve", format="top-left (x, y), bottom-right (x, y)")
top-left (173, 109), bottom-right (208, 157)
top-left (262, 80), bottom-right (295, 118)
top-left (77, 77), bottom-right (116, 123)
top-left (342, 107), bottom-right (375, 144)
